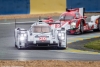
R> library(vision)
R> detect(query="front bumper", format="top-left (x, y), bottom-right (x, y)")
top-left (67, 28), bottom-right (79, 34)
top-left (26, 40), bottom-right (58, 47)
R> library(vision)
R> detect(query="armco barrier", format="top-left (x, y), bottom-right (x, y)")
top-left (30, 0), bottom-right (66, 14)
top-left (67, 0), bottom-right (100, 12)
top-left (0, 0), bottom-right (30, 15)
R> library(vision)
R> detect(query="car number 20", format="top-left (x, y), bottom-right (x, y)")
top-left (39, 37), bottom-right (47, 41)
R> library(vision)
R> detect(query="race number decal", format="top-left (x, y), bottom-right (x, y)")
top-left (39, 37), bottom-right (47, 41)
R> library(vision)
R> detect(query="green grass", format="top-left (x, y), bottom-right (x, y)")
top-left (84, 39), bottom-right (100, 50)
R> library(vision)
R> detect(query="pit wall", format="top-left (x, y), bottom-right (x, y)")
top-left (0, 0), bottom-right (99, 15)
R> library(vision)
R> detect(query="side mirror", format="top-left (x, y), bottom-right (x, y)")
top-left (84, 16), bottom-right (87, 18)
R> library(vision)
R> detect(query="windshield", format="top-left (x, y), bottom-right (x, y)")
top-left (33, 26), bottom-right (50, 33)
top-left (59, 14), bottom-right (74, 20)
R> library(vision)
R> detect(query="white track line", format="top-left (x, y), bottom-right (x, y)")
top-left (0, 23), bottom-right (12, 24)
top-left (0, 21), bottom-right (36, 24)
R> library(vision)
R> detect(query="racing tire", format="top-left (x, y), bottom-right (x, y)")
top-left (98, 19), bottom-right (100, 31)
top-left (93, 29), bottom-right (98, 32)
top-left (58, 47), bottom-right (66, 50)
top-left (15, 42), bottom-right (21, 50)
top-left (58, 43), bottom-right (66, 50)
top-left (17, 46), bottom-right (23, 50)
top-left (60, 47), bottom-right (66, 50)
top-left (17, 42), bottom-right (24, 50)
top-left (15, 42), bottom-right (17, 48)
top-left (17, 44), bottom-right (28, 50)
top-left (80, 22), bottom-right (84, 34)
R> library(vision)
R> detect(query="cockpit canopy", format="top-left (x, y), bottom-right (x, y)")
top-left (33, 26), bottom-right (50, 33)
top-left (59, 14), bottom-right (74, 21)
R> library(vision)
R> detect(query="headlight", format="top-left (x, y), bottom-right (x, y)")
top-left (61, 36), bottom-right (65, 40)
top-left (20, 36), bottom-right (25, 41)
top-left (58, 33), bottom-right (64, 36)
top-left (71, 22), bottom-right (76, 26)
top-left (23, 34), bottom-right (27, 37)
top-left (58, 33), bottom-right (65, 40)
top-left (20, 34), bottom-right (27, 37)
top-left (58, 33), bottom-right (62, 36)
top-left (19, 33), bottom-right (27, 41)
top-left (70, 22), bottom-right (76, 28)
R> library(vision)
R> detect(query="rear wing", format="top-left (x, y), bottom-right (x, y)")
top-left (66, 7), bottom-right (85, 16)
top-left (47, 22), bottom-right (61, 24)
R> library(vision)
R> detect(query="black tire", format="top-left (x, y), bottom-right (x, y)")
top-left (98, 19), bottom-right (100, 31)
top-left (15, 42), bottom-right (22, 50)
top-left (93, 29), bottom-right (98, 32)
top-left (80, 21), bottom-right (84, 34)
top-left (17, 46), bottom-right (22, 50)
top-left (58, 43), bottom-right (66, 50)
top-left (58, 47), bottom-right (66, 50)
top-left (17, 42), bottom-right (23, 50)
top-left (15, 42), bottom-right (17, 48)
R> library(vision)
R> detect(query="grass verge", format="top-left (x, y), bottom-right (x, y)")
top-left (84, 39), bottom-right (100, 50)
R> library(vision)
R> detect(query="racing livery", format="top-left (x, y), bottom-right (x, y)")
top-left (14, 20), bottom-right (67, 50)
top-left (43, 8), bottom-right (100, 34)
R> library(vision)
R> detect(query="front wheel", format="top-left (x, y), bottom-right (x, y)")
top-left (58, 43), bottom-right (67, 50)
top-left (17, 43), bottom-right (23, 50)
top-left (17, 42), bottom-right (26, 50)
top-left (98, 22), bottom-right (100, 31)
top-left (15, 42), bottom-right (17, 48)
top-left (80, 22), bottom-right (84, 34)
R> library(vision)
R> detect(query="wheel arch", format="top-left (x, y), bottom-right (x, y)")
top-left (81, 19), bottom-right (85, 25)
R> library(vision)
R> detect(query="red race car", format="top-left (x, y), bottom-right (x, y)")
top-left (42, 8), bottom-right (100, 34)
top-left (41, 17), bottom-right (54, 26)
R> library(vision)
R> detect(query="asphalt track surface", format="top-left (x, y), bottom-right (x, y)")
top-left (0, 17), bottom-right (100, 61)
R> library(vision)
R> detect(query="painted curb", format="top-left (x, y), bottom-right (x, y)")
top-left (65, 32), bottom-right (100, 54)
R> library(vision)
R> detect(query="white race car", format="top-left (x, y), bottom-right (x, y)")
top-left (14, 20), bottom-right (67, 50)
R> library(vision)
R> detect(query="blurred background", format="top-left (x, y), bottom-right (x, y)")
top-left (0, 0), bottom-right (99, 15)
